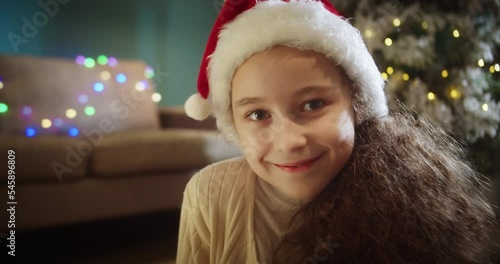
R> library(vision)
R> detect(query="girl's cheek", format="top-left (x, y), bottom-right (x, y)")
top-left (239, 137), bottom-right (259, 160)
top-left (336, 110), bottom-right (355, 144)
top-left (237, 126), bottom-right (261, 160)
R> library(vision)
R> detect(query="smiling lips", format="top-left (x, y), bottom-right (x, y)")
top-left (274, 155), bottom-right (323, 173)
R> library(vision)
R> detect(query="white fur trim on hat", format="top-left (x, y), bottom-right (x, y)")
top-left (209, 0), bottom-right (388, 144)
top-left (184, 93), bottom-right (213, 121)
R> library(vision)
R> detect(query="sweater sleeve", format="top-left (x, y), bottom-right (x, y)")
top-left (176, 173), bottom-right (210, 263)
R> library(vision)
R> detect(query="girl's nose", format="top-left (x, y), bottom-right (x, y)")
top-left (272, 118), bottom-right (307, 153)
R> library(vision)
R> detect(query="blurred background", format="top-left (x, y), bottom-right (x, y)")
top-left (0, 0), bottom-right (217, 106)
top-left (0, 0), bottom-right (499, 263)
top-left (332, 0), bottom-right (500, 181)
top-left (0, 0), bottom-right (222, 262)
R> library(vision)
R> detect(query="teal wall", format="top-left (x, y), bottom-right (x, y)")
top-left (0, 0), bottom-right (219, 106)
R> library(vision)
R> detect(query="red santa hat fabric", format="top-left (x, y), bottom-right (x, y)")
top-left (185, 0), bottom-right (388, 143)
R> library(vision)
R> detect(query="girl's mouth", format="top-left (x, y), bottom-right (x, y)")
top-left (274, 154), bottom-right (323, 173)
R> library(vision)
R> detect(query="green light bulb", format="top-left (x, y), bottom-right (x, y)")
top-left (84, 106), bottom-right (95, 116)
top-left (0, 103), bottom-right (8, 113)
top-left (97, 55), bottom-right (108, 65)
top-left (84, 58), bottom-right (96, 68)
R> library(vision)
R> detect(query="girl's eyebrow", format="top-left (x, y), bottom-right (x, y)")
top-left (234, 85), bottom-right (333, 109)
top-left (234, 97), bottom-right (264, 109)
top-left (293, 85), bottom-right (333, 97)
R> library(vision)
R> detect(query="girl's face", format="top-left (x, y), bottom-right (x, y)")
top-left (231, 46), bottom-right (355, 200)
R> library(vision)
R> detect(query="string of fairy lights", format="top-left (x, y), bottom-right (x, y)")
top-left (366, 17), bottom-right (499, 113)
top-left (0, 55), bottom-right (162, 137)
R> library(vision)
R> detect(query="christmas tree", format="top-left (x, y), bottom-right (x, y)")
top-left (331, 0), bottom-right (500, 177)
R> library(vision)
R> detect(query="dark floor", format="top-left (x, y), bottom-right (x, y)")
top-left (4, 210), bottom-right (500, 263)
top-left (6, 210), bottom-right (180, 263)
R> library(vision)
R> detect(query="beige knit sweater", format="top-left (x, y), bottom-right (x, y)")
top-left (176, 157), bottom-right (308, 264)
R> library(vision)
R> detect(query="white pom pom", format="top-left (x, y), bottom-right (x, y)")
top-left (184, 93), bottom-right (213, 121)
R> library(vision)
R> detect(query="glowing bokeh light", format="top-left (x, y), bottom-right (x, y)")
top-left (381, 72), bottom-right (388, 80)
top-left (450, 88), bottom-right (461, 99)
top-left (97, 55), bottom-right (108, 65)
top-left (100, 71), bottom-right (111, 80)
top-left (66, 108), bottom-right (77, 119)
top-left (78, 94), bottom-right (88, 104)
top-left (422, 21), bottom-right (428, 29)
top-left (41, 119), bottom-right (52, 129)
top-left (0, 81), bottom-right (4, 90)
top-left (135, 81), bottom-right (146, 91)
top-left (152, 93), bottom-right (162, 103)
top-left (452, 29), bottom-right (460, 38)
top-left (93, 82), bottom-right (104, 92)
top-left (116, 73), bottom-right (127, 83)
top-left (482, 103), bottom-right (489, 112)
top-left (495, 64), bottom-right (500, 72)
top-left (69, 127), bottom-right (79, 137)
top-left (402, 73), bottom-right (410, 81)
top-left (0, 103), bottom-right (8, 113)
top-left (478, 59), bottom-right (485, 67)
top-left (53, 118), bottom-right (64, 127)
top-left (84, 106), bottom-right (96, 116)
top-left (387, 67), bottom-right (394, 75)
top-left (22, 106), bottom-right (32, 115)
top-left (427, 92), bottom-right (435, 100)
top-left (384, 38), bottom-right (393, 46)
top-left (84, 58), bottom-right (96, 68)
top-left (145, 66), bottom-right (154, 79)
top-left (364, 29), bottom-right (373, 38)
top-left (75, 55), bottom-right (86, 65)
top-left (26, 127), bottom-right (36, 137)
top-left (393, 18), bottom-right (401, 27)
top-left (108, 57), bottom-right (118, 67)
top-left (441, 70), bottom-right (448, 78)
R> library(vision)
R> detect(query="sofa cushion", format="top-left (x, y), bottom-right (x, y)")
top-left (0, 135), bottom-right (88, 183)
top-left (91, 129), bottom-right (241, 177)
top-left (0, 54), bottom-right (160, 137)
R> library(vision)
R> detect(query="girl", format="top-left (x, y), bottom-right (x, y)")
top-left (177, 0), bottom-right (499, 263)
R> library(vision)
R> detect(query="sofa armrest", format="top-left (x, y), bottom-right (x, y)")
top-left (159, 106), bottom-right (216, 130)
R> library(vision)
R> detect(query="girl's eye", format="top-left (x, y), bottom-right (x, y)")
top-left (247, 110), bottom-right (269, 121)
top-left (303, 99), bottom-right (324, 111)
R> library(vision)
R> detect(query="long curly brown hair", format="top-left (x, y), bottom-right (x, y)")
top-left (273, 113), bottom-right (500, 263)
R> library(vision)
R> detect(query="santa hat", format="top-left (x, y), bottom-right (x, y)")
top-left (185, 0), bottom-right (388, 143)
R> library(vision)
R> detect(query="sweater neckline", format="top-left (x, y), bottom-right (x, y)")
top-left (255, 174), bottom-right (312, 209)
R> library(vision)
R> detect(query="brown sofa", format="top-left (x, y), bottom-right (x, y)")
top-left (0, 54), bottom-right (241, 232)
